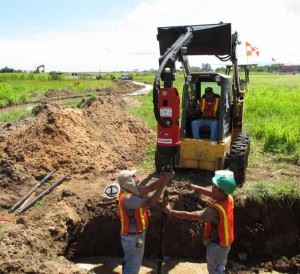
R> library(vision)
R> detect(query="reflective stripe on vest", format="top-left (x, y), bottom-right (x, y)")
top-left (118, 192), bottom-right (149, 235)
top-left (204, 195), bottom-right (234, 247)
top-left (200, 97), bottom-right (219, 117)
top-left (139, 208), bottom-right (146, 230)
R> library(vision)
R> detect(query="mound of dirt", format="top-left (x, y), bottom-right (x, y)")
top-left (0, 95), bottom-right (155, 274)
top-left (0, 96), bottom-right (154, 197)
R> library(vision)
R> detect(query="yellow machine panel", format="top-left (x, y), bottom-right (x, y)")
top-left (177, 136), bottom-right (232, 171)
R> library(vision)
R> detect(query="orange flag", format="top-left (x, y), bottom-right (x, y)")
top-left (246, 42), bottom-right (259, 57)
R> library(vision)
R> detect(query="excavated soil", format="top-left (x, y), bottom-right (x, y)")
top-left (0, 82), bottom-right (299, 274)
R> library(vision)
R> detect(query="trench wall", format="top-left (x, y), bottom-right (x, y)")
top-left (68, 197), bottom-right (300, 264)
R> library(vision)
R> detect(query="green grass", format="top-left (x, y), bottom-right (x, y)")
top-left (130, 92), bottom-right (156, 129)
top-left (33, 200), bottom-right (44, 207)
top-left (0, 73), bottom-right (50, 81)
top-left (235, 180), bottom-right (300, 205)
top-left (245, 74), bottom-right (300, 154)
top-left (274, 162), bottom-right (289, 170)
top-left (137, 146), bottom-right (156, 171)
top-left (132, 72), bottom-right (156, 84)
top-left (0, 73), bottom-right (115, 107)
top-left (0, 108), bottom-right (32, 122)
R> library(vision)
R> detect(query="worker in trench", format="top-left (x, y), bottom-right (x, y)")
top-left (117, 169), bottom-right (173, 274)
top-left (163, 175), bottom-right (236, 274)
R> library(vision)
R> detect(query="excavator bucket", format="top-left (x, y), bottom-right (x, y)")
top-left (157, 23), bottom-right (232, 56)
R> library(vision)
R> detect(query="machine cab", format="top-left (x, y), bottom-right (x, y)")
top-left (181, 73), bottom-right (233, 142)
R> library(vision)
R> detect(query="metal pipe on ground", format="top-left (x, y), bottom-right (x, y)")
top-left (9, 169), bottom-right (56, 213)
top-left (18, 192), bottom-right (36, 212)
top-left (18, 174), bottom-right (70, 214)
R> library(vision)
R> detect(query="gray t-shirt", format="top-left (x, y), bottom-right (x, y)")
top-left (123, 193), bottom-right (148, 233)
top-left (195, 207), bottom-right (220, 246)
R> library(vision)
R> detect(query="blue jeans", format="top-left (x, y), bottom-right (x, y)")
top-left (121, 232), bottom-right (146, 274)
top-left (191, 119), bottom-right (218, 141)
top-left (206, 242), bottom-right (230, 274)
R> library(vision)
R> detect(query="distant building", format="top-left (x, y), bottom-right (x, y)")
top-left (278, 65), bottom-right (300, 73)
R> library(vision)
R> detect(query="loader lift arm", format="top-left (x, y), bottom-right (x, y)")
top-left (153, 23), bottom-right (236, 126)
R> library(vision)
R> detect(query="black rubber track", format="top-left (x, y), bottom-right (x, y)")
top-left (228, 133), bottom-right (251, 186)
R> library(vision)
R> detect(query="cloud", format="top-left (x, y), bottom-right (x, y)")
top-left (1, 0), bottom-right (300, 71)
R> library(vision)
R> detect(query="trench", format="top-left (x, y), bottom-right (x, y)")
top-left (64, 193), bottom-right (300, 273)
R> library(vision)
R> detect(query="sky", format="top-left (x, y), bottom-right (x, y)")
top-left (0, 0), bottom-right (299, 72)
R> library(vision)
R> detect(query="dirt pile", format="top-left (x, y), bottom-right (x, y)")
top-left (0, 95), bottom-right (155, 274)
top-left (0, 96), bottom-right (154, 204)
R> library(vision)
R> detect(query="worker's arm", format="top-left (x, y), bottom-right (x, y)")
top-left (188, 183), bottom-right (214, 198)
top-left (142, 172), bottom-right (173, 208)
top-left (138, 179), bottom-right (162, 196)
top-left (164, 203), bottom-right (218, 223)
top-left (164, 203), bottom-right (199, 221)
top-left (167, 209), bottom-right (201, 221)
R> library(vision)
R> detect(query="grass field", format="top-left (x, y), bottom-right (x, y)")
top-left (0, 71), bottom-right (299, 157)
top-left (0, 73), bottom-right (115, 107)
top-left (245, 73), bottom-right (300, 154)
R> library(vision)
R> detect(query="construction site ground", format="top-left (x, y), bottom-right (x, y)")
top-left (0, 81), bottom-right (299, 274)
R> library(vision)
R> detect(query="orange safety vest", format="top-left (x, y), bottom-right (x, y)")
top-left (204, 195), bottom-right (234, 247)
top-left (200, 97), bottom-right (219, 118)
top-left (118, 192), bottom-right (149, 235)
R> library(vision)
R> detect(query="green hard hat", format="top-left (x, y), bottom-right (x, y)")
top-left (212, 175), bottom-right (236, 194)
